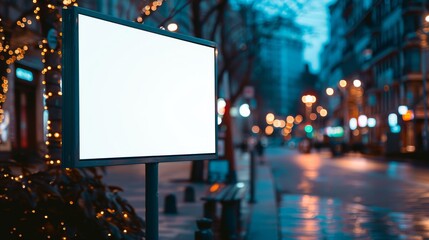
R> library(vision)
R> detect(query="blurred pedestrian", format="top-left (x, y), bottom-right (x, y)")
top-left (256, 136), bottom-right (267, 164)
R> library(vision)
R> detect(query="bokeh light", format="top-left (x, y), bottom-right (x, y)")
top-left (326, 87), bottom-right (334, 96)
top-left (251, 125), bottom-right (260, 134)
top-left (266, 113), bottom-right (275, 124)
top-left (295, 115), bottom-right (303, 124)
top-left (265, 126), bottom-right (274, 135)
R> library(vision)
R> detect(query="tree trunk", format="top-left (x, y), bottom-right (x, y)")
top-left (223, 99), bottom-right (237, 183)
top-left (0, 52), bottom-right (8, 116)
top-left (40, 3), bottom-right (62, 166)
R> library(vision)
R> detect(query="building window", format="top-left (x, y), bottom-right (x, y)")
top-left (404, 49), bottom-right (420, 73)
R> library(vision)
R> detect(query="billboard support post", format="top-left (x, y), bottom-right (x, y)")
top-left (146, 162), bottom-right (159, 240)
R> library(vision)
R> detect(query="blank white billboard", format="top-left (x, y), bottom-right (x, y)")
top-left (62, 8), bottom-right (217, 167)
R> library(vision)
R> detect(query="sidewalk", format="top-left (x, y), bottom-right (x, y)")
top-left (103, 150), bottom-right (279, 240)
top-left (246, 162), bottom-right (279, 240)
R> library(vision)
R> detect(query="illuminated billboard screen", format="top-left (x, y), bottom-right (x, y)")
top-left (62, 7), bottom-right (217, 167)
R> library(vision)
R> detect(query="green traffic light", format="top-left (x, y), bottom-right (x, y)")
top-left (304, 125), bottom-right (313, 133)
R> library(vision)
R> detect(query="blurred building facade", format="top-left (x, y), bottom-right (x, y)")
top-left (321, 0), bottom-right (429, 154)
top-left (255, 16), bottom-right (305, 117)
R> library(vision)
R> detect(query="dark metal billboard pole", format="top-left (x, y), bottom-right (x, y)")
top-left (146, 162), bottom-right (159, 240)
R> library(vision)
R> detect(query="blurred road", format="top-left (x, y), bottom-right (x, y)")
top-left (269, 147), bottom-right (429, 239)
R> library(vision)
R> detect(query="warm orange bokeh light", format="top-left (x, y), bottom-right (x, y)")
top-left (209, 183), bottom-right (221, 192)
top-left (402, 110), bottom-right (414, 121)
top-left (302, 95), bottom-right (316, 104)
top-left (295, 115), bottom-right (303, 124)
top-left (265, 126), bottom-right (274, 135)
top-left (251, 125), bottom-right (260, 134)
top-left (266, 113), bottom-right (275, 124)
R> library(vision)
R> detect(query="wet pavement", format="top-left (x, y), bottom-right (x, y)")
top-left (269, 147), bottom-right (429, 239)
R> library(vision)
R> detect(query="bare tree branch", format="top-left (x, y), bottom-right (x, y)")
top-left (157, 0), bottom-right (192, 27)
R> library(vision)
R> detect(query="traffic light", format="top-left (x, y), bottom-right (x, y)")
top-left (304, 125), bottom-right (313, 133)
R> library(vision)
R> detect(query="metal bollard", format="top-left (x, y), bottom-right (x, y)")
top-left (220, 201), bottom-right (239, 240)
top-left (164, 194), bottom-right (178, 214)
top-left (195, 218), bottom-right (214, 240)
top-left (184, 185), bottom-right (196, 202)
top-left (249, 149), bottom-right (256, 203)
top-left (203, 201), bottom-right (217, 220)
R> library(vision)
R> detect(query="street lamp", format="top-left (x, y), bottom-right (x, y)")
top-left (353, 79), bottom-right (362, 88)
top-left (239, 103), bottom-right (251, 118)
top-left (167, 22), bottom-right (178, 32)
top-left (301, 95), bottom-right (317, 105)
top-left (326, 87), bottom-right (334, 96)
top-left (421, 13), bottom-right (429, 151)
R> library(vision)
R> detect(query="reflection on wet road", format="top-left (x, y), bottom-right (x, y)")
top-left (280, 195), bottom-right (429, 239)
top-left (269, 148), bottom-right (429, 239)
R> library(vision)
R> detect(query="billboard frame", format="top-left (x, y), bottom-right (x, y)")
top-left (62, 7), bottom-right (218, 168)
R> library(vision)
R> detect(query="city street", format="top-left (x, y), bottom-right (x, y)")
top-left (269, 147), bottom-right (429, 239)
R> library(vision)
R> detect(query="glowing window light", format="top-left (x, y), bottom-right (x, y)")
top-left (367, 118), bottom-right (376, 128)
top-left (358, 115), bottom-right (368, 127)
top-left (349, 118), bottom-right (357, 130)
top-left (391, 125), bottom-right (401, 133)
top-left (398, 105), bottom-right (408, 115)
top-left (388, 113), bottom-right (398, 127)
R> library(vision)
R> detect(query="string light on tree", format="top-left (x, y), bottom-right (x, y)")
top-left (137, 0), bottom-right (164, 22)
